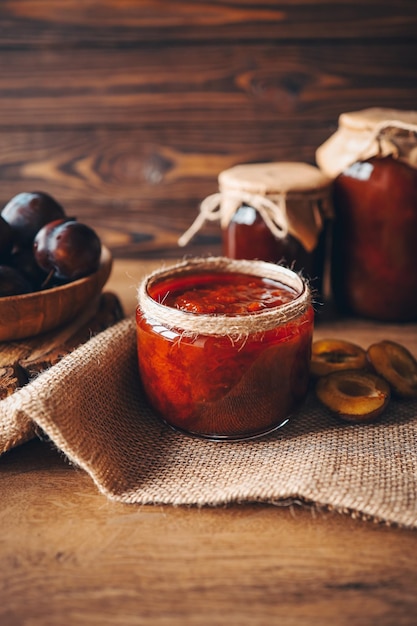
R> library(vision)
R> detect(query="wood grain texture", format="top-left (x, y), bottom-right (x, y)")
top-left (1, 443), bottom-right (417, 626)
top-left (2, 439), bottom-right (417, 626)
top-left (0, 1), bottom-right (415, 259)
top-left (0, 365), bottom-right (27, 400)
top-left (0, 43), bottom-right (415, 126)
top-left (1, 0), bottom-right (416, 43)
top-left (0, 124), bottom-right (333, 257)
top-left (1, 258), bottom-right (417, 626)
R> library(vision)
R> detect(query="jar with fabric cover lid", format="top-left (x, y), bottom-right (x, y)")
top-left (178, 162), bottom-right (333, 298)
top-left (316, 108), bottom-right (417, 322)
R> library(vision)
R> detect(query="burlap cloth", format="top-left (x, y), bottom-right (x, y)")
top-left (1, 316), bottom-right (417, 529)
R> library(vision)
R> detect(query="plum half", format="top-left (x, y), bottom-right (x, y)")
top-left (311, 338), bottom-right (368, 377)
top-left (367, 340), bottom-right (417, 399)
top-left (316, 369), bottom-right (391, 423)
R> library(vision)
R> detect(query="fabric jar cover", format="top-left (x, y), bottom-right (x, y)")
top-left (178, 162), bottom-right (333, 253)
top-left (316, 107), bottom-right (417, 178)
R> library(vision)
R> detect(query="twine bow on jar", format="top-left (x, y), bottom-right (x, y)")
top-left (178, 189), bottom-right (290, 248)
top-left (178, 162), bottom-right (332, 253)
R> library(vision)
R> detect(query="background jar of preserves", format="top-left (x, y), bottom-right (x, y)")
top-left (317, 108), bottom-right (417, 322)
top-left (136, 257), bottom-right (313, 441)
top-left (178, 162), bottom-right (333, 299)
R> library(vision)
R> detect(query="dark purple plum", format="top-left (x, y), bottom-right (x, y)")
top-left (0, 265), bottom-right (33, 297)
top-left (10, 247), bottom-right (48, 289)
top-left (0, 215), bottom-right (14, 260)
top-left (33, 218), bottom-right (102, 281)
top-left (1, 191), bottom-right (65, 248)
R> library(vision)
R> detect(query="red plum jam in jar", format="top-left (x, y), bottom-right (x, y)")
top-left (317, 108), bottom-right (417, 321)
top-left (136, 257), bottom-right (313, 441)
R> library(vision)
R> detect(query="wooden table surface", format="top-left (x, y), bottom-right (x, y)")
top-left (1, 258), bottom-right (417, 626)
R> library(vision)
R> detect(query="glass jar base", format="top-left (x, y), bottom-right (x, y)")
top-left (160, 416), bottom-right (292, 442)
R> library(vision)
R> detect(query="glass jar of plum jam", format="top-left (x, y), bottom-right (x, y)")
top-left (178, 162), bottom-right (333, 297)
top-left (317, 108), bottom-right (417, 321)
top-left (136, 257), bottom-right (313, 441)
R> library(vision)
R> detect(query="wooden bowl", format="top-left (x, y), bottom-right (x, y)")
top-left (0, 246), bottom-right (113, 342)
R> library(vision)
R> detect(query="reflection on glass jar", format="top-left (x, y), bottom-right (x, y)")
top-left (136, 257), bottom-right (313, 441)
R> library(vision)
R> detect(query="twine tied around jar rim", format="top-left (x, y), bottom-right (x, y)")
top-left (137, 256), bottom-right (311, 340)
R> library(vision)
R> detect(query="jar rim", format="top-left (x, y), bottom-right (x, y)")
top-left (137, 257), bottom-right (311, 338)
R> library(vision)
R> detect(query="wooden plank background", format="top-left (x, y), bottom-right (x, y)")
top-left (0, 0), bottom-right (416, 258)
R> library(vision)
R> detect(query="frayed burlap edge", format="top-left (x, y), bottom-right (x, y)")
top-left (1, 316), bottom-right (417, 530)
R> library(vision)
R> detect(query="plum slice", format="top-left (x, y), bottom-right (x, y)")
top-left (311, 338), bottom-right (367, 377)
